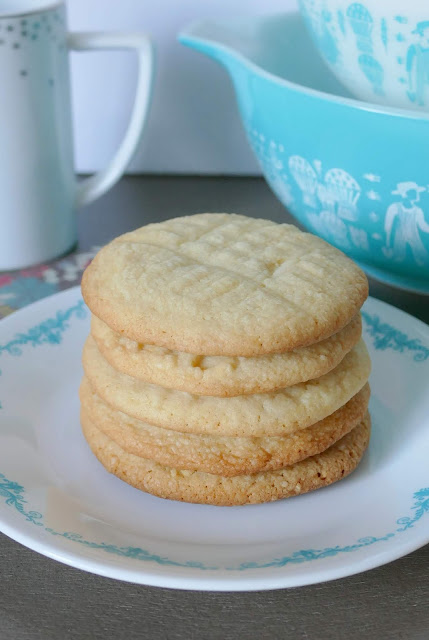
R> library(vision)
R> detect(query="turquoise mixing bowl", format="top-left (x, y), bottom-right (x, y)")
top-left (179, 13), bottom-right (429, 293)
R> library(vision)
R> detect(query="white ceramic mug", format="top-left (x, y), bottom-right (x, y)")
top-left (0, 0), bottom-right (153, 270)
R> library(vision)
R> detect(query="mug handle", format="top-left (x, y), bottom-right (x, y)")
top-left (67, 32), bottom-right (154, 207)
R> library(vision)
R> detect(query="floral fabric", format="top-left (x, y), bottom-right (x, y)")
top-left (0, 248), bottom-right (99, 318)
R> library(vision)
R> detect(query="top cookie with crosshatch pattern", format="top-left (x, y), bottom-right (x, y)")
top-left (81, 213), bottom-right (368, 356)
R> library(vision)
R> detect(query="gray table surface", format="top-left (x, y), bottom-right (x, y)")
top-left (1, 176), bottom-right (428, 640)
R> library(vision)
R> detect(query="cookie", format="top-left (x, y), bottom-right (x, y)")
top-left (81, 214), bottom-right (368, 356)
top-left (82, 336), bottom-right (371, 437)
top-left (81, 412), bottom-right (371, 506)
top-left (80, 378), bottom-right (370, 476)
top-left (90, 313), bottom-right (362, 397)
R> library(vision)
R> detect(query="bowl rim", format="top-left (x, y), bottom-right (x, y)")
top-left (179, 12), bottom-right (429, 122)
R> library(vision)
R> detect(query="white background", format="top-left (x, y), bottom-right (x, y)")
top-left (67, 0), bottom-right (296, 174)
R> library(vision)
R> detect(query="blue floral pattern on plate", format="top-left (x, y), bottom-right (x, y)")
top-left (0, 299), bottom-right (86, 358)
top-left (0, 297), bottom-right (428, 572)
top-left (0, 472), bottom-right (427, 571)
top-left (362, 311), bottom-right (429, 361)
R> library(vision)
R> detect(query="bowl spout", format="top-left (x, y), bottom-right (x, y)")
top-left (179, 19), bottom-right (242, 69)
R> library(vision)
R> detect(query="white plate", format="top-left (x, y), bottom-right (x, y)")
top-left (0, 287), bottom-right (428, 591)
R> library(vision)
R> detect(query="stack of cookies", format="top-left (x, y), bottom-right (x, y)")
top-left (80, 213), bottom-right (371, 506)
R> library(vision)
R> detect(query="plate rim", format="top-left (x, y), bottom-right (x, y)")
top-left (0, 476), bottom-right (428, 591)
top-left (0, 286), bottom-right (428, 591)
